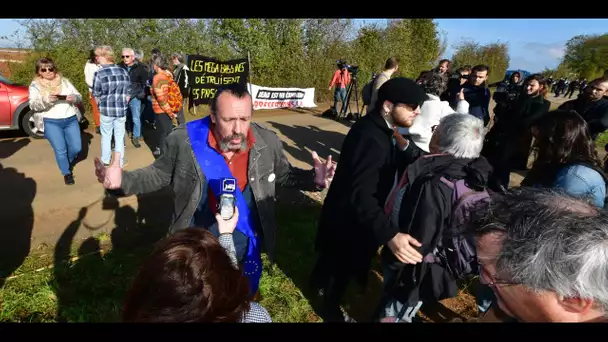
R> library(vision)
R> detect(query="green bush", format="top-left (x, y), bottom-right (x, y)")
top-left (6, 19), bottom-right (508, 121)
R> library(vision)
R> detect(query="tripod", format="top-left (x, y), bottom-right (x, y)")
top-left (335, 71), bottom-right (361, 121)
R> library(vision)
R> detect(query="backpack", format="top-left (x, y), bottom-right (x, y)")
top-left (422, 176), bottom-right (491, 280)
top-left (166, 76), bottom-right (183, 113)
top-left (361, 76), bottom-right (377, 106)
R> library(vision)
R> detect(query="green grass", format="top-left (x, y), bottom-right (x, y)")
top-left (0, 195), bottom-right (329, 323)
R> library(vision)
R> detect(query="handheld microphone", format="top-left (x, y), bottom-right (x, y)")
top-left (218, 178), bottom-right (237, 220)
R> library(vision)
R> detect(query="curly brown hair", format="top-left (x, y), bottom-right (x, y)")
top-left (122, 228), bottom-right (251, 322)
top-left (531, 109), bottom-right (602, 170)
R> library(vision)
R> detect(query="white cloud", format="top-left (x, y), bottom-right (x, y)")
top-left (521, 41), bottom-right (565, 59)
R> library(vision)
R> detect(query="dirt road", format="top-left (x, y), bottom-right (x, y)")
top-left (0, 94), bottom-right (576, 263)
top-left (0, 104), bottom-right (350, 253)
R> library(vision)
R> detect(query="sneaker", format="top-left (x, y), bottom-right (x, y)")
top-left (131, 137), bottom-right (141, 148)
top-left (64, 174), bottom-right (75, 185)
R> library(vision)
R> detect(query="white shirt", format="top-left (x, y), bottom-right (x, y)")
top-left (28, 78), bottom-right (82, 120)
top-left (84, 61), bottom-right (101, 92)
top-left (399, 94), bottom-right (469, 152)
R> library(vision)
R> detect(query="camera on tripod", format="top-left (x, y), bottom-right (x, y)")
top-left (337, 60), bottom-right (359, 75)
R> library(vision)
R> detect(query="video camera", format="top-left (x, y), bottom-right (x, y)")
top-left (336, 59), bottom-right (359, 75)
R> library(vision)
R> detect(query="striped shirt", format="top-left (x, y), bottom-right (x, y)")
top-left (92, 64), bottom-right (131, 118)
top-left (151, 70), bottom-right (174, 115)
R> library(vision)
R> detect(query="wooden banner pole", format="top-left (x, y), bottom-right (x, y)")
top-left (247, 51), bottom-right (253, 96)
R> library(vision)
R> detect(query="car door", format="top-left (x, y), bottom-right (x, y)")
top-left (0, 81), bottom-right (12, 126)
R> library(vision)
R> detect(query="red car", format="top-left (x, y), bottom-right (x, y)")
top-left (0, 75), bottom-right (85, 139)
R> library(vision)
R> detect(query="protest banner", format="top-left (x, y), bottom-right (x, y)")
top-left (187, 55), bottom-right (249, 106)
top-left (249, 83), bottom-right (317, 110)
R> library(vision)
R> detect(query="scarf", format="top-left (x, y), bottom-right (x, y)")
top-left (35, 75), bottom-right (63, 98)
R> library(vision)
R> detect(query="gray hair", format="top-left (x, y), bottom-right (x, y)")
top-left (473, 187), bottom-right (608, 316)
top-left (171, 52), bottom-right (185, 64)
top-left (135, 50), bottom-right (144, 61)
top-left (435, 113), bottom-right (485, 159)
top-left (122, 47), bottom-right (135, 56)
top-left (151, 54), bottom-right (170, 71)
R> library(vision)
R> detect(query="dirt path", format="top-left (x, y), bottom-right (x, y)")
top-left (0, 103), bottom-right (346, 251)
top-left (0, 94), bottom-right (580, 263)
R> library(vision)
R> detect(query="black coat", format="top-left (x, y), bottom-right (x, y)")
top-left (558, 96), bottom-right (608, 140)
top-left (380, 154), bottom-right (493, 305)
top-left (314, 110), bottom-right (405, 283)
top-left (483, 94), bottom-right (550, 171)
top-left (118, 62), bottom-right (148, 100)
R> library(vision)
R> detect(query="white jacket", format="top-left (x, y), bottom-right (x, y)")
top-left (28, 77), bottom-right (83, 131)
top-left (399, 93), bottom-right (469, 153)
top-left (84, 61), bottom-right (101, 92)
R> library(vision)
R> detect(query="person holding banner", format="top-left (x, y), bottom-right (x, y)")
top-left (94, 82), bottom-right (336, 299)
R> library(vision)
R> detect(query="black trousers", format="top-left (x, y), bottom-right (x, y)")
top-left (156, 113), bottom-right (174, 155)
top-left (309, 253), bottom-right (353, 321)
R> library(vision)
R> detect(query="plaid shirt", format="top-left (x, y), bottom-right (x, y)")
top-left (92, 64), bottom-right (131, 118)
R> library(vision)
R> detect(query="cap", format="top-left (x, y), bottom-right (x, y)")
top-left (377, 77), bottom-right (428, 109)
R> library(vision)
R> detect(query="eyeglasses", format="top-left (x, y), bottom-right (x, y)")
top-left (460, 74), bottom-right (469, 79)
top-left (122, 55), bottom-right (132, 59)
top-left (40, 67), bottom-right (55, 73)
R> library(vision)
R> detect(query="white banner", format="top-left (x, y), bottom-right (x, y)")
top-left (248, 83), bottom-right (317, 110)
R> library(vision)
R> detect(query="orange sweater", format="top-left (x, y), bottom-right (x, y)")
top-left (151, 70), bottom-right (174, 115)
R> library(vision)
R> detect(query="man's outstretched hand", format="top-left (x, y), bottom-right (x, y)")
top-left (94, 152), bottom-right (122, 189)
top-left (312, 151), bottom-right (337, 189)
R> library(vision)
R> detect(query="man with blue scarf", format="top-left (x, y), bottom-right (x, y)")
top-left (95, 82), bottom-right (336, 298)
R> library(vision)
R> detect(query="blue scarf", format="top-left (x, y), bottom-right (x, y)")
top-left (186, 116), bottom-right (262, 296)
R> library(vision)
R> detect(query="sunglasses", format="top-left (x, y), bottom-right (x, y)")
top-left (40, 67), bottom-right (55, 73)
top-left (460, 74), bottom-right (469, 79)
top-left (122, 55), bottom-right (132, 58)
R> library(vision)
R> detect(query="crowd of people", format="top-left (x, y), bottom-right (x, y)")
top-left (24, 48), bottom-right (608, 323)
top-left (30, 46), bottom-right (191, 185)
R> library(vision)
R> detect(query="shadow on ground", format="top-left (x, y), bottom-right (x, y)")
top-left (269, 186), bottom-right (386, 322)
top-left (49, 187), bottom-right (173, 322)
top-left (0, 137), bottom-right (31, 159)
top-left (0, 164), bottom-right (36, 288)
top-left (265, 121), bottom-right (346, 166)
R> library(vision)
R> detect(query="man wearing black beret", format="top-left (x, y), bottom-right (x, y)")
top-left (310, 77), bottom-right (428, 322)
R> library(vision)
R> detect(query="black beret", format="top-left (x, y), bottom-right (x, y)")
top-left (377, 77), bottom-right (428, 109)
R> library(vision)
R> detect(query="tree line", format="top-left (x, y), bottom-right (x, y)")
top-left (543, 33), bottom-right (607, 80)
top-left (4, 19), bottom-right (511, 117)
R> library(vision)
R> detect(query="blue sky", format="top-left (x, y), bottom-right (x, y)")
top-left (358, 19), bottom-right (608, 73)
top-left (2, 19), bottom-right (607, 73)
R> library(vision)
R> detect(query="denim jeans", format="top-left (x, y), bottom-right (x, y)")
top-left (333, 87), bottom-right (347, 114)
top-left (100, 115), bottom-right (126, 167)
top-left (43, 115), bottom-right (82, 176)
top-left (143, 95), bottom-right (155, 125)
top-left (127, 97), bottom-right (142, 138)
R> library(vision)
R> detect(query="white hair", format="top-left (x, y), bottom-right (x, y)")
top-left (475, 187), bottom-right (608, 316)
top-left (122, 47), bottom-right (135, 56)
top-left (435, 113), bottom-right (485, 159)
